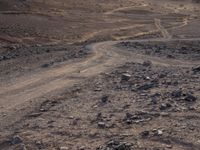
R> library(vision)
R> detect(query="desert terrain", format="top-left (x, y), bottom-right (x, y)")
top-left (0, 0), bottom-right (200, 149)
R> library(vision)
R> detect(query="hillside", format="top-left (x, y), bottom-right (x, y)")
top-left (0, 0), bottom-right (200, 150)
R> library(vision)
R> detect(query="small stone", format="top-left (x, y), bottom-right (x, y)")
top-left (157, 130), bottom-right (163, 136)
top-left (36, 44), bottom-right (42, 47)
top-left (184, 94), bottom-right (197, 102)
top-left (160, 103), bottom-right (172, 110)
top-left (0, 55), bottom-right (4, 61)
top-left (125, 119), bottom-right (132, 124)
top-left (152, 129), bottom-right (163, 136)
top-left (140, 131), bottom-right (150, 138)
top-left (106, 140), bottom-right (132, 150)
top-left (137, 83), bottom-right (154, 90)
top-left (69, 116), bottom-right (74, 119)
top-left (166, 145), bottom-right (173, 149)
top-left (143, 60), bottom-right (152, 67)
top-left (98, 122), bottom-right (106, 128)
top-left (40, 108), bottom-right (45, 112)
top-left (60, 146), bottom-right (69, 150)
top-left (160, 112), bottom-right (170, 117)
top-left (10, 135), bottom-right (23, 145)
top-left (167, 54), bottom-right (175, 58)
top-left (115, 143), bottom-right (127, 150)
top-left (93, 105), bottom-right (98, 108)
top-left (9, 45), bottom-right (17, 50)
top-left (28, 112), bottom-right (42, 117)
top-left (146, 76), bottom-right (151, 80)
top-left (121, 73), bottom-right (131, 81)
top-left (171, 90), bottom-right (182, 98)
top-left (79, 146), bottom-right (86, 150)
top-left (107, 140), bottom-right (120, 146)
top-left (158, 73), bottom-right (166, 78)
top-left (125, 143), bottom-right (133, 147)
top-left (188, 106), bottom-right (195, 110)
top-left (41, 63), bottom-right (51, 68)
top-left (101, 95), bottom-right (108, 103)
top-left (192, 66), bottom-right (200, 73)
top-left (20, 144), bottom-right (27, 150)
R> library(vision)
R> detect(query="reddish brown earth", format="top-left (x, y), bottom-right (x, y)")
top-left (0, 0), bottom-right (200, 150)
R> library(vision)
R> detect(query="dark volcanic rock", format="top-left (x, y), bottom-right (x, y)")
top-left (142, 60), bottom-right (152, 67)
top-left (171, 89), bottom-right (182, 98)
top-left (97, 140), bottom-right (132, 150)
top-left (101, 95), bottom-right (109, 103)
top-left (137, 83), bottom-right (155, 91)
top-left (10, 135), bottom-right (23, 145)
top-left (184, 93), bottom-right (197, 102)
top-left (121, 73), bottom-right (131, 81)
top-left (192, 66), bottom-right (200, 73)
top-left (140, 131), bottom-right (150, 138)
top-left (123, 112), bottom-right (152, 124)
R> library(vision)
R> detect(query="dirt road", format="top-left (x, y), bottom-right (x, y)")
top-left (1, 1), bottom-right (200, 149)
top-left (1, 10), bottom-right (199, 118)
top-left (1, 35), bottom-right (200, 128)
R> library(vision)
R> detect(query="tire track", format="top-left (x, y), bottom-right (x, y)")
top-left (154, 18), bottom-right (172, 39)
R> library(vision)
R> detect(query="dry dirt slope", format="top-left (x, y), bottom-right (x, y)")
top-left (0, 0), bottom-right (200, 150)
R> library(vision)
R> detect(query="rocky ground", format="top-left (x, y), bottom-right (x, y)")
top-left (0, 0), bottom-right (200, 150)
top-left (1, 58), bottom-right (200, 150)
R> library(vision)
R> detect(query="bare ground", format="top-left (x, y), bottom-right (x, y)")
top-left (0, 0), bottom-right (200, 150)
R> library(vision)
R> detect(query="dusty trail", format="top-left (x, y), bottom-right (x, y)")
top-left (1, 3), bottom-right (200, 129)
top-left (76, 24), bottom-right (144, 44)
top-left (0, 38), bottom-right (200, 116)
top-left (104, 3), bottom-right (148, 15)
top-left (154, 18), bottom-right (172, 39)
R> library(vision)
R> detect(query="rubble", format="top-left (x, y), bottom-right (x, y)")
top-left (97, 140), bottom-right (133, 150)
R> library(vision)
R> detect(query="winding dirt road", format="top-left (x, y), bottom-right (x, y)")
top-left (1, 37), bottom-right (200, 127)
top-left (1, 4), bottom-right (200, 129)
